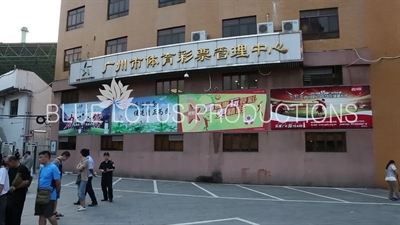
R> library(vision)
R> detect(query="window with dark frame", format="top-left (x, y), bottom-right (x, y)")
top-left (101, 136), bottom-right (123, 151)
top-left (64, 47), bottom-right (82, 71)
top-left (108, 0), bottom-right (129, 20)
top-left (157, 26), bottom-right (185, 46)
top-left (223, 74), bottom-right (258, 90)
top-left (300, 8), bottom-right (339, 40)
top-left (303, 66), bottom-right (342, 86)
top-left (159, 0), bottom-right (185, 8)
top-left (106, 37), bottom-right (127, 55)
top-left (9, 99), bottom-right (18, 117)
top-left (59, 136), bottom-right (76, 150)
top-left (61, 90), bottom-right (79, 104)
top-left (67, 6), bottom-right (85, 31)
top-left (222, 16), bottom-right (257, 38)
top-left (156, 79), bottom-right (184, 95)
top-left (305, 132), bottom-right (346, 152)
top-left (154, 134), bottom-right (183, 151)
top-left (223, 133), bottom-right (258, 152)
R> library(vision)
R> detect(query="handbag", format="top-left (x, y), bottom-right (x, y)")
top-left (11, 165), bottom-right (33, 188)
top-left (76, 174), bottom-right (81, 185)
top-left (35, 169), bottom-right (54, 205)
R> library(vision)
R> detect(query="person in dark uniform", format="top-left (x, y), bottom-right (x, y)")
top-left (99, 152), bottom-right (115, 202)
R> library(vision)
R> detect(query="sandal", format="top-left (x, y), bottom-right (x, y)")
top-left (54, 212), bottom-right (64, 217)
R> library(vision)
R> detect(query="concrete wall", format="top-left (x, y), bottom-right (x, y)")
top-left (364, 0), bottom-right (400, 188)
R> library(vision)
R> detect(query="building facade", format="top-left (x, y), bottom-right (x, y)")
top-left (0, 69), bottom-right (52, 158)
top-left (51, 0), bottom-right (398, 187)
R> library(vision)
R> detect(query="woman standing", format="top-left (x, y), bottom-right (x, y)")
top-left (76, 149), bottom-right (89, 211)
top-left (385, 160), bottom-right (400, 201)
top-left (0, 154), bottom-right (10, 225)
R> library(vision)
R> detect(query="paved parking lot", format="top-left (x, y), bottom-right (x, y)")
top-left (21, 174), bottom-right (399, 225)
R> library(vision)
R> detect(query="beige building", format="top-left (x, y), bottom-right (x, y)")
top-left (51, 0), bottom-right (399, 187)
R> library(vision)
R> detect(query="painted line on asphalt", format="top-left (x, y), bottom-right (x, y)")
top-left (63, 181), bottom-right (76, 186)
top-left (284, 186), bottom-right (350, 203)
top-left (236, 185), bottom-right (285, 201)
top-left (191, 182), bottom-right (218, 197)
top-left (113, 178), bottom-right (122, 186)
top-left (59, 185), bottom-right (400, 206)
top-left (234, 217), bottom-right (261, 225)
top-left (153, 180), bottom-right (159, 193)
top-left (335, 188), bottom-right (387, 199)
top-left (169, 217), bottom-right (259, 225)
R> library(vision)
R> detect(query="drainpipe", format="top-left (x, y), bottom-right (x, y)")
top-left (22, 90), bottom-right (33, 155)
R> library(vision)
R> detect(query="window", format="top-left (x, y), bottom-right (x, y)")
top-left (223, 74), bottom-right (258, 90)
top-left (108, 0), bottom-right (129, 20)
top-left (61, 90), bottom-right (79, 104)
top-left (64, 47), bottom-right (82, 71)
top-left (155, 135), bottom-right (183, 151)
top-left (9, 99), bottom-right (18, 117)
top-left (303, 66), bottom-right (342, 86)
top-left (305, 132), bottom-right (346, 152)
top-left (223, 133), bottom-right (258, 152)
top-left (157, 26), bottom-right (185, 46)
top-left (67, 7), bottom-right (85, 31)
top-left (59, 136), bottom-right (76, 150)
top-left (101, 136), bottom-right (123, 151)
top-left (300, 8), bottom-right (339, 40)
top-left (106, 37), bottom-right (127, 55)
top-left (156, 79), bottom-right (184, 94)
top-left (159, 0), bottom-right (185, 8)
top-left (222, 16), bottom-right (257, 38)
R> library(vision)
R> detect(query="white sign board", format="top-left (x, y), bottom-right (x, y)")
top-left (69, 32), bottom-right (303, 85)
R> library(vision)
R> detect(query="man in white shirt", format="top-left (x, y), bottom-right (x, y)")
top-left (0, 154), bottom-right (10, 225)
top-left (73, 149), bottom-right (98, 206)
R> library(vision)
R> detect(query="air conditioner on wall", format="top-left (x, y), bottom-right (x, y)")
top-left (282, 19), bottom-right (299, 32)
top-left (257, 22), bottom-right (274, 34)
top-left (191, 30), bottom-right (207, 41)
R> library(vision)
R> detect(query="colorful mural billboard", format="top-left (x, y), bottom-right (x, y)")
top-left (111, 95), bottom-right (178, 133)
top-left (59, 101), bottom-right (111, 135)
top-left (178, 90), bottom-right (267, 132)
top-left (270, 86), bottom-right (372, 130)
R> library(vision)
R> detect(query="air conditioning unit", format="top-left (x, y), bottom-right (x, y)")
top-left (282, 19), bottom-right (299, 32)
top-left (191, 30), bottom-right (207, 41)
top-left (257, 22), bottom-right (274, 34)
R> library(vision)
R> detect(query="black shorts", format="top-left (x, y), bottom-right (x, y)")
top-left (34, 200), bottom-right (56, 218)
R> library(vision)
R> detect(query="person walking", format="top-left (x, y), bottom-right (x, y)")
top-left (0, 154), bottom-right (10, 225)
top-left (51, 151), bottom-right (70, 219)
top-left (21, 151), bottom-right (34, 175)
top-left (76, 149), bottom-right (89, 211)
top-left (385, 160), bottom-right (400, 201)
top-left (74, 149), bottom-right (98, 206)
top-left (5, 155), bottom-right (31, 225)
top-left (99, 152), bottom-right (115, 202)
top-left (34, 151), bottom-right (61, 225)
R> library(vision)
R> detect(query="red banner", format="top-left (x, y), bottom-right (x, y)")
top-left (270, 86), bottom-right (372, 130)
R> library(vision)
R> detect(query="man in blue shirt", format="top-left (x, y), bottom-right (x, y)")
top-left (34, 151), bottom-right (61, 225)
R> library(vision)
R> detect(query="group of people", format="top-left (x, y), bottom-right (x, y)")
top-left (0, 148), bottom-right (115, 225)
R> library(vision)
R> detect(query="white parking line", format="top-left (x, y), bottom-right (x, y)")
top-left (284, 186), bottom-right (350, 203)
top-left (63, 181), bottom-right (76, 186)
top-left (113, 178), bottom-right (122, 186)
top-left (191, 183), bottom-right (218, 197)
top-left (153, 180), bottom-right (158, 193)
top-left (335, 188), bottom-right (387, 199)
top-left (60, 185), bottom-right (400, 206)
top-left (236, 185), bottom-right (285, 201)
top-left (168, 217), bottom-right (259, 225)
